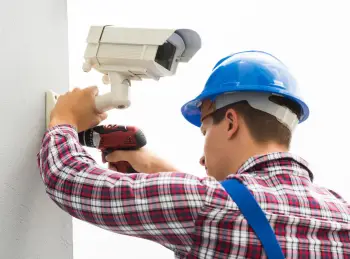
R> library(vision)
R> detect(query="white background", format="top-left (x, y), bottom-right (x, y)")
top-left (67, 0), bottom-right (350, 258)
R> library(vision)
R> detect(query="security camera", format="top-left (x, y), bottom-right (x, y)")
top-left (45, 25), bottom-right (201, 129)
top-left (82, 25), bottom-right (202, 112)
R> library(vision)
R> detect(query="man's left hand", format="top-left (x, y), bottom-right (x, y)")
top-left (105, 148), bottom-right (179, 174)
top-left (49, 86), bottom-right (108, 132)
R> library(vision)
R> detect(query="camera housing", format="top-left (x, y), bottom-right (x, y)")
top-left (82, 25), bottom-right (202, 112)
top-left (83, 25), bottom-right (201, 80)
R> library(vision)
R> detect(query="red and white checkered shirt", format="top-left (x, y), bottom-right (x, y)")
top-left (37, 125), bottom-right (350, 258)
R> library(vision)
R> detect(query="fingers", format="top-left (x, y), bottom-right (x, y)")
top-left (99, 112), bottom-right (108, 121)
top-left (91, 112), bottom-right (108, 126)
top-left (105, 150), bottom-right (127, 162)
top-left (70, 86), bottom-right (95, 95)
top-left (85, 86), bottom-right (102, 114)
top-left (108, 163), bottom-right (117, 171)
top-left (86, 85), bottom-right (99, 97)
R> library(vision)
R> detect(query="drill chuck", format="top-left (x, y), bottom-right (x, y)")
top-left (78, 128), bottom-right (101, 148)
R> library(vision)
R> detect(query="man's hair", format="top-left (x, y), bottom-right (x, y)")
top-left (211, 96), bottom-right (302, 149)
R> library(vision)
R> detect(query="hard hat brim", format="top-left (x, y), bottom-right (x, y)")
top-left (181, 87), bottom-right (309, 128)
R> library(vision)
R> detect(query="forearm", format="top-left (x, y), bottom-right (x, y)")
top-left (37, 125), bottom-right (207, 248)
top-left (148, 156), bottom-right (180, 173)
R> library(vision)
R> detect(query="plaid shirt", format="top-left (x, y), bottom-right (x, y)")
top-left (37, 125), bottom-right (350, 258)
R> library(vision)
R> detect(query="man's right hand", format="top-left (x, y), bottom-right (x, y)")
top-left (105, 148), bottom-right (179, 174)
top-left (49, 86), bottom-right (108, 132)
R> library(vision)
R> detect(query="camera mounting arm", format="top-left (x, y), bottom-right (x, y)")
top-left (82, 61), bottom-right (131, 111)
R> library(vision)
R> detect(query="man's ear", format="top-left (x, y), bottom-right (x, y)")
top-left (225, 109), bottom-right (239, 139)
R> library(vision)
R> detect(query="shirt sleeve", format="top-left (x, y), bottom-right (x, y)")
top-left (36, 124), bottom-right (210, 252)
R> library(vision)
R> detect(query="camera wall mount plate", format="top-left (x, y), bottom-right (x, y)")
top-left (45, 90), bottom-right (59, 129)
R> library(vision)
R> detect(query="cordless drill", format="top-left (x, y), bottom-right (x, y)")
top-left (78, 124), bottom-right (147, 173)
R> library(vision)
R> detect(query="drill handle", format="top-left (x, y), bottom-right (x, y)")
top-left (103, 150), bottom-right (139, 173)
top-left (110, 161), bottom-right (138, 174)
top-left (79, 124), bottom-right (146, 174)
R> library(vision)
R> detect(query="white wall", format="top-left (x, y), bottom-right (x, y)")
top-left (0, 1), bottom-right (73, 258)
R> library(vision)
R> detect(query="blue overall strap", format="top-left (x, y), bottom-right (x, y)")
top-left (221, 178), bottom-right (285, 259)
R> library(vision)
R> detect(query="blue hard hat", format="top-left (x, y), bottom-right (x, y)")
top-left (181, 50), bottom-right (309, 127)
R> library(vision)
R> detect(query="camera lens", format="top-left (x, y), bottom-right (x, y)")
top-left (155, 41), bottom-right (176, 70)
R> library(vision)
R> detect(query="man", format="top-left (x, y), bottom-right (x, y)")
top-left (37, 50), bottom-right (350, 258)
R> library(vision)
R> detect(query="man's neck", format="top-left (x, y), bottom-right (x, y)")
top-left (228, 142), bottom-right (288, 175)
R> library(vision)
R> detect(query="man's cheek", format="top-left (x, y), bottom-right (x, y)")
top-left (203, 136), bottom-right (210, 157)
top-left (204, 136), bottom-right (216, 164)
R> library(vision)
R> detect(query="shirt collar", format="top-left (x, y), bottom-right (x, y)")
top-left (228, 152), bottom-right (314, 182)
